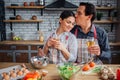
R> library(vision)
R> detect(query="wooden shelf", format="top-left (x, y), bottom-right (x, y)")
top-left (6, 6), bottom-right (45, 9)
top-left (6, 6), bottom-right (44, 16)
top-left (3, 20), bottom-right (43, 31)
top-left (110, 42), bottom-right (120, 46)
top-left (0, 40), bottom-right (44, 45)
top-left (0, 40), bottom-right (119, 46)
top-left (7, 6), bottom-right (114, 10)
top-left (3, 20), bottom-right (43, 23)
top-left (94, 20), bottom-right (119, 24)
top-left (96, 7), bottom-right (116, 10)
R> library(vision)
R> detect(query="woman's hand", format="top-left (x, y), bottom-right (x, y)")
top-left (46, 38), bottom-right (56, 48)
top-left (46, 38), bottom-right (65, 51)
top-left (53, 40), bottom-right (65, 51)
top-left (88, 45), bottom-right (100, 56)
top-left (38, 48), bottom-right (44, 56)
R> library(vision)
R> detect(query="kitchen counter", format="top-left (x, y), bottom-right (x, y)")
top-left (0, 62), bottom-right (120, 80)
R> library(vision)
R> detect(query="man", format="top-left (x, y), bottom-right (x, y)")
top-left (71, 2), bottom-right (111, 64)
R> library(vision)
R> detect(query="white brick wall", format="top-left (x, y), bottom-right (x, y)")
top-left (4, 0), bottom-right (117, 42)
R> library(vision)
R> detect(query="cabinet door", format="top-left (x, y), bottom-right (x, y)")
top-left (0, 45), bottom-right (13, 62)
top-left (15, 45), bottom-right (38, 62)
top-left (112, 53), bottom-right (120, 64)
top-left (111, 46), bottom-right (120, 64)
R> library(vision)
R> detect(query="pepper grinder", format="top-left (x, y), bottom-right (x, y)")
top-left (38, 0), bottom-right (45, 6)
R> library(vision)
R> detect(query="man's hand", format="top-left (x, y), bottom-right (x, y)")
top-left (88, 45), bottom-right (100, 56)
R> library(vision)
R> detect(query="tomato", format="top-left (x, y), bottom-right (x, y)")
top-left (89, 61), bottom-right (96, 67)
top-left (82, 64), bottom-right (90, 71)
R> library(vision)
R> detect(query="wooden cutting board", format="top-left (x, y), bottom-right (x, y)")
top-left (70, 65), bottom-right (120, 80)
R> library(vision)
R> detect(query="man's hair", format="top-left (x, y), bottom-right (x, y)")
top-left (79, 2), bottom-right (96, 22)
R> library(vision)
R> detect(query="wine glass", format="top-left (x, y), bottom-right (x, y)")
top-left (51, 33), bottom-right (61, 64)
top-left (86, 37), bottom-right (95, 59)
top-left (86, 37), bottom-right (103, 65)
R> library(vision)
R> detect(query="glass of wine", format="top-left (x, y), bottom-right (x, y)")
top-left (86, 37), bottom-right (96, 63)
top-left (86, 37), bottom-right (95, 48)
top-left (52, 33), bottom-right (61, 64)
top-left (86, 37), bottom-right (103, 65)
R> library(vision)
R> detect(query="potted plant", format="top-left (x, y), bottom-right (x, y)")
top-left (96, 12), bottom-right (103, 20)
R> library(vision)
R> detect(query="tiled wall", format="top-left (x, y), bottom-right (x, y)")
top-left (4, 0), bottom-right (117, 42)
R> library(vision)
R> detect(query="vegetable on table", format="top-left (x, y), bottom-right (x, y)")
top-left (23, 71), bottom-right (41, 80)
top-left (82, 61), bottom-right (96, 71)
top-left (58, 63), bottom-right (80, 80)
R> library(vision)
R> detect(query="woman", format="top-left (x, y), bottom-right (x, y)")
top-left (38, 10), bottom-right (77, 64)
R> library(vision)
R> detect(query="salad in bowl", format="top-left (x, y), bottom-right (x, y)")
top-left (57, 63), bottom-right (80, 80)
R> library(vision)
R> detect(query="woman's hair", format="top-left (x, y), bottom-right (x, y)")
top-left (60, 10), bottom-right (75, 20)
top-left (79, 2), bottom-right (96, 22)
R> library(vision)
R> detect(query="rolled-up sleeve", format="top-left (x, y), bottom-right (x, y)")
top-left (98, 29), bottom-right (111, 63)
top-left (67, 33), bottom-right (78, 62)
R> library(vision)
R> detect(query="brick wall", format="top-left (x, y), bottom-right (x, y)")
top-left (115, 0), bottom-right (120, 42)
top-left (4, 0), bottom-right (117, 42)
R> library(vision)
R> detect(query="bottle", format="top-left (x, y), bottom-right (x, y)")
top-left (39, 31), bottom-right (44, 42)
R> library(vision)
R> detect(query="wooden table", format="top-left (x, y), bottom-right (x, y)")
top-left (0, 62), bottom-right (120, 80)
top-left (0, 62), bottom-right (61, 80)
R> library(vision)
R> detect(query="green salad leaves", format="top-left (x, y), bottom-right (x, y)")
top-left (58, 63), bottom-right (80, 80)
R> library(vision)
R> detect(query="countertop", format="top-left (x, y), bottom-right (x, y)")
top-left (0, 62), bottom-right (120, 80)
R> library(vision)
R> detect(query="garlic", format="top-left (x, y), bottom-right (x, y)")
top-left (101, 68), bottom-right (109, 74)
top-left (101, 73), bottom-right (108, 80)
top-left (100, 66), bottom-right (116, 80)
top-left (108, 73), bottom-right (115, 80)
